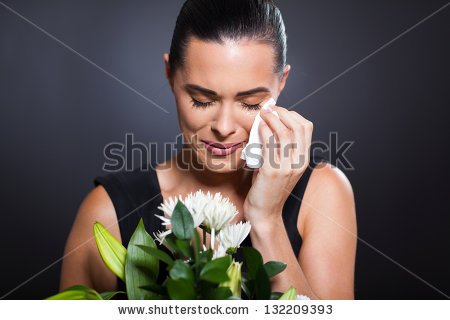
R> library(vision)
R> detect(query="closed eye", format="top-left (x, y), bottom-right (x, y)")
top-left (190, 98), bottom-right (261, 111)
top-left (191, 98), bottom-right (214, 108)
top-left (241, 102), bottom-right (262, 110)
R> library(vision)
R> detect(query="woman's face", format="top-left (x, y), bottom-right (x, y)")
top-left (164, 37), bottom-right (290, 173)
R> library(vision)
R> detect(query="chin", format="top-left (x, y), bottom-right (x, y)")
top-left (196, 150), bottom-right (246, 173)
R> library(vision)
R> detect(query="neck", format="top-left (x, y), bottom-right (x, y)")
top-left (173, 148), bottom-right (252, 196)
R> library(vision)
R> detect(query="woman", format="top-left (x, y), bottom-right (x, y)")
top-left (60, 0), bottom-right (356, 299)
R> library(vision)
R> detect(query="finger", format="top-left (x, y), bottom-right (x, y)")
top-left (258, 118), bottom-right (278, 168)
top-left (275, 107), bottom-right (313, 170)
top-left (259, 108), bottom-right (292, 164)
top-left (273, 107), bottom-right (302, 163)
top-left (274, 106), bottom-right (313, 134)
top-left (300, 122), bottom-right (313, 169)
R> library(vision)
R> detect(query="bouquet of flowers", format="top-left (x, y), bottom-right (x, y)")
top-left (48, 190), bottom-right (309, 300)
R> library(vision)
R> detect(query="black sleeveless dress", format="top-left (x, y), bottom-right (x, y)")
top-left (93, 155), bottom-right (326, 293)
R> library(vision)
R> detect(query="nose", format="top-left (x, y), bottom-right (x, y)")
top-left (210, 105), bottom-right (238, 137)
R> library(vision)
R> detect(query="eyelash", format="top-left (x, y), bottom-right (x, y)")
top-left (190, 98), bottom-right (261, 111)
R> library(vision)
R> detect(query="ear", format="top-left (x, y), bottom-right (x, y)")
top-left (163, 53), bottom-right (174, 90)
top-left (278, 64), bottom-right (291, 94)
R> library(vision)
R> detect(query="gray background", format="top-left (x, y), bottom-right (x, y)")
top-left (0, 0), bottom-right (449, 299)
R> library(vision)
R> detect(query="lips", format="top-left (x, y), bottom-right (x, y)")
top-left (201, 140), bottom-right (243, 149)
top-left (201, 140), bottom-right (244, 156)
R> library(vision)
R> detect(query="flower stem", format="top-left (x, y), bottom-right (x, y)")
top-left (211, 228), bottom-right (215, 250)
top-left (203, 228), bottom-right (206, 249)
top-left (193, 229), bottom-right (201, 280)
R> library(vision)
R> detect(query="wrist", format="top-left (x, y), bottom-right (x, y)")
top-left (249, 215), bottom-right (284, 237)
top-left (249, 216), bottom-right (286, 255)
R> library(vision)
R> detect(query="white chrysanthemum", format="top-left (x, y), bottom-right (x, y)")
top-left (156, 192), bottom-right (207, 227)
top-left (153, 229), bottom-right (171, 245)
top-left (156, 195), bottom-right (183, 226)
top-left (183, 190), bottom-right (208, 227)
top-left (155, 195), bottom-right (186, 243)
top-left (217, 221), bottom-right (251, 254)
top-left (212, 244), bottom-right (227, 260)
top-left (155, 191), bottom-right (209, 243)
top-left (154, 190), bottom-right (240, 250)
top-left (202, 192), bottom-right (239, 232)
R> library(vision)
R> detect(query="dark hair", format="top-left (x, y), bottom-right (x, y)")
top-left (169, 0), bottom-right (287, 79)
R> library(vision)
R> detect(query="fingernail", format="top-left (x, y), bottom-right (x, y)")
top-left (263, 106), bottom-right (272, 113)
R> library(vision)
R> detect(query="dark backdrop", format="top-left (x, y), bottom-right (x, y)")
top-left (0, 0), bottom-right (449, 299)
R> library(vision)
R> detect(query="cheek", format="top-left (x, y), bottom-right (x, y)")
top-left (241, 111), bottom-right (258, 132)
top-left (177, 102), bottom-right (210, 132)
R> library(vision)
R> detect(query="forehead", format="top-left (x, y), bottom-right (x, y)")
top-left (179, 37), bottom-right (277, 92)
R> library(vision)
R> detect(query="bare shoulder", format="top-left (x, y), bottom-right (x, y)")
top-left (76, 185), bottom-right (122, 241)
top-left (297, 161), bottom-right (356, 239)
top-left (60, 185), bottom-right (121, 292)
top-left (296, 162), bottom-right (357, 299)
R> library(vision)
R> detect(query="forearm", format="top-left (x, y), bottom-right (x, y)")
top-left (250, 217), bottom-right (320, 300)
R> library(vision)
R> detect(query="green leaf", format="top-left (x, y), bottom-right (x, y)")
top-left (193, 229), bottom-right (201, 279)
top-left (241, 276), bottom-right (251, 299)
top-left (175, 239), bottom-right (194, 258)
top-left (167, 278), bottom-right (196, 299)
top-left (219, 261), bottom-right (242, 298)
top-left (170, 260), bottom-right (194, 282)
top-left (136, 244), bottom-right (174, 267)
top-left (46, 285), bottom-right (102, 300)
top-left (161, 234), bottom-right (178, 254)
top-left (263, 261), bottom-right (287, 278)
top-left (93, 222), bottom-right (127, 281)
top-left (200, 269), bottom-right (229, 283)
top-left (200, 255), bottom-right (231, 284)
top-left (279, 287), bottom-right (297, 300)
top-left (125, 219), bottom-right (160, 300)
top-left (242, 247), bottom-right (263, 280)
top-left (227, 296), bottom-right (242, 300)
top-left (47, 286), bottom-right (126, 300)
top-left (199, 248), bottom-right (213, 263)
top-left (254, 265), bottom-right (271, 300)
top-left (100, 291), bottom-right (126, 300)
top-left (139, 283), bottom-right (168, 297)
top-left (196, 279), bottom-right (216, 298)
top-left (270, 292), bottom-right (284, 300)
top-left (171, 201), bottom-right (194, 240)
top-left (208, 287), bottom-right (233, 300)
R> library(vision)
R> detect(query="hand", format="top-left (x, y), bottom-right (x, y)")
top-left (243, 105), bottom-right (314, 228)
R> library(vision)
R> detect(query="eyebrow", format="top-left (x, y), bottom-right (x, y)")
top-left (184, 84), bottom-right (270, 97)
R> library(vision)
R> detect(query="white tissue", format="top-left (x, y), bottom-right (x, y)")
top-left (240, 98), bottom-right (278, 168)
